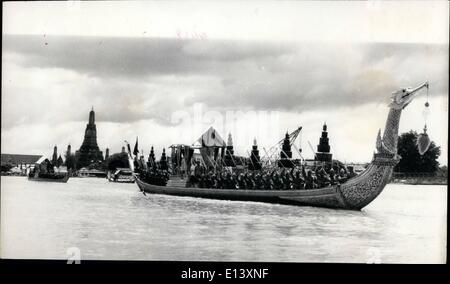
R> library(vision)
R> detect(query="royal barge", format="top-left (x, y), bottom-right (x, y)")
top-left (134, 82), bottom-right (429, 210)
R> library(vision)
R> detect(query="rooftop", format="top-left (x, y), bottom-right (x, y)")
top-left (1, 154), bottom-right (43, 165)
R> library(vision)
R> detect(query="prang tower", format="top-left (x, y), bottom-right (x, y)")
top-left (75, 107), bottom-right (103, 168)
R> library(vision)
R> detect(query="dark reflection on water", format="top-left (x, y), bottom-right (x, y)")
top-left (1, 176), bottom-right (446, 263)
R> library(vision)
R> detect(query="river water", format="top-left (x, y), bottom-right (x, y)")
top-left (0, 176), bottom-right (446, 263)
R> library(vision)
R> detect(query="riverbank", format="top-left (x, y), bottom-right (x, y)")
top-left (391, 175), bottom-right (447, 186)
top-left (392, 180), bottom-right (447, 186)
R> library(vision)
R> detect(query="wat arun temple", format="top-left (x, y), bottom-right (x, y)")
top-left (75, 107), bottom-right (104, 169)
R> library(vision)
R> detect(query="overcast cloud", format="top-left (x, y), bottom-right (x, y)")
top-left (1, 1), bottom-right (448, 164)
top-left (3, 35), bottom-right (448, 127)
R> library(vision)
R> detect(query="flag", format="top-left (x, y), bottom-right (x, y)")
top-left (125, 141), bottom-right (132, 157)
top-left (133, 137), bottom-right (139, 156)
top-left (124, 141), bottom-right (135, 172)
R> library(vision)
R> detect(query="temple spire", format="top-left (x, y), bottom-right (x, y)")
top-left (224, 133), bottom-right (235, 167)
top-left (76, 108), bottom-right (103, 169)
top-left (52, 145), bottom-right (58, 165)
top-left (250, 137), bottom-right (261, 170)
top-left (89, 107), bottom-right (95, 125)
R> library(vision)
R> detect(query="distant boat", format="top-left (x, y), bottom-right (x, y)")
top-left (135, 82), bottom-right (430, 210)
top-left (108, 168), bottom-right (135, 183)
top-left (28, 158), bottom-right (70, 182)
top-left (28, 172), bottom-right (69, 183)
top-left (77, 167), bottom-right (107, 178)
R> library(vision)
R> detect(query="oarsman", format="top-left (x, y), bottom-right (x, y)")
top-left (254, 173), bottom-right (263, 190)
top-left (245, 173), bottom-right (255, 190)
top-left (192, 160), bottom-right (204, 187)
top-left (229, 173), bottom-right (238, 189)
top-left (237, 173), bottom-right (247, 190)
top-left (293, 169), bottom-right (305, 190)
top-left (197, 173), bottom-right (204, 188)
top-left (282, 170), bottom-right (293, 190)
top-left (316, 167), bottom-right (331, 188)
top-left (272, 172), bottom-right (283, 190)
top-left (217, 172), bottom-right (226, 189)
top-left (180, 157), bottom-right (186, 179)
top-left (305, 170), bottom-right (317, 189)
top-left (189, 161), bottom-right (197, 187)
top-left (224, 173), bottom-right (231, 189)
top-left (206, 172), bottom-right (214, 188)
top-left (347, 166), bottom-right (357, 179)
top-left (263, 174), bottom-right (273, 190)
top-left (338, 168), bottom-right (348, 183)
top-left (204, 172), bottom-right (211, 188)
top-left (219, 174), bottom-right (225, 189)
top-left (205, 172), bottom-right (211, 188)
top-left (302, 166), bottom-right (307, 182)
top-left (313, 170), bottom-right (319, 187)
top-left (209, 173), bottom-right (216, 189)
top-left (328, 168), bottom-right (337, 185)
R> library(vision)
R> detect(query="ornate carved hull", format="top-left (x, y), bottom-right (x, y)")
top-left (338, 153), bottom-right (397, 209)
top-left (135, 153), bottom-right (397, 210)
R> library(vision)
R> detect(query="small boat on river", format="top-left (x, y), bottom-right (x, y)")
top-left (28, 172), bottom-right (70, 183)
top-left (28, 158), bottom-right (70, 183)
top-left (108, 168), bottom-right (135, 183)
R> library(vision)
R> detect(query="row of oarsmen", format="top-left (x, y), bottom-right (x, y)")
top-left (138, 168), bottom-right (170, 186)
top-left (188, 166), bottom-right (358, 190)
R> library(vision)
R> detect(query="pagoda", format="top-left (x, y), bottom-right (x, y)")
top-left (147, 146), bottom-right (156, 168)
top-left (224, 133), bottom-right (236, 167)
top-left (278, 132), bottom-right (294, 168)
top-left (160, 148), bottom-right (168, 170)
top-left (249, 138), bottom-right (262, 170)
top-left (315, 123), bottom-right (332, 163)
top-left (75, 107), bottom-right (103, 169)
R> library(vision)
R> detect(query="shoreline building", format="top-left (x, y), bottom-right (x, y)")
top-left (75, 107), bottom-right (104, 169)
top-left (1, 154), bottom-right (43, 175)
top-left (315, 123), bottom-right (332, 163)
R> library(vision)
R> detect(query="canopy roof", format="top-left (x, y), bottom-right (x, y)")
top-left (194, 127), bottom-right (226, 148)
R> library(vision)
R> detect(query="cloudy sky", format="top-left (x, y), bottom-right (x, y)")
top-left (2, 1), bottom-right (448, 165)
